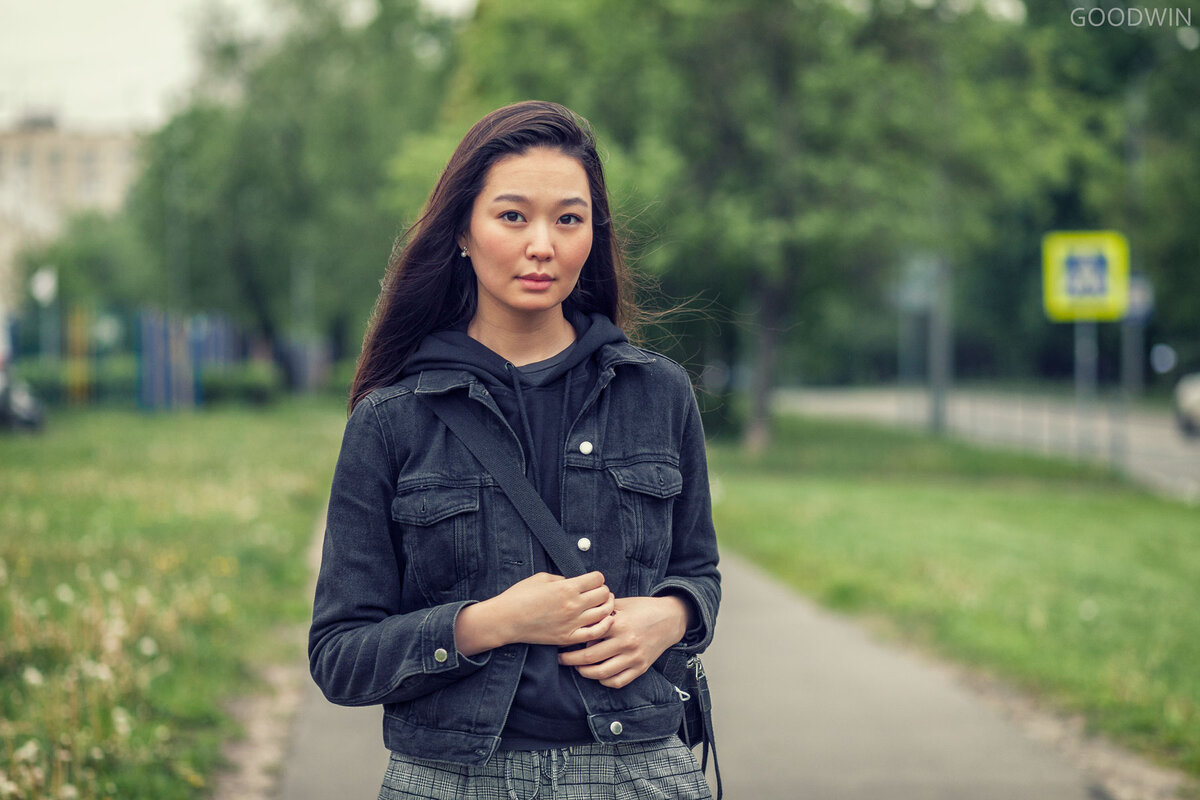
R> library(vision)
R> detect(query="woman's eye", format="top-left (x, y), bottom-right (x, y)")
top-left (559, 214), bottom-right (583, 225)
top-left (501, 211), bottom-right (525, 223)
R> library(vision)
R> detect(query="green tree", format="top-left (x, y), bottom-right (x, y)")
top-left (443, 0), bottom-right (1093, 446)
top-left (127, 0), bottom-right (455, 363)
top-left (18, 211), bottom-right (159, 316)
top-left (961, 0), bottom-right (1200, 383)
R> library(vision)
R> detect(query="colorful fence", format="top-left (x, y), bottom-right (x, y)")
top-left (136, 311), bottom-right (238, 410)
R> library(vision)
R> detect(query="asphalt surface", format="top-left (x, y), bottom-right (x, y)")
top-left (280, 553), bottom-right (1103, 799)
top-left (776, 386), bottom-right (1200, 503)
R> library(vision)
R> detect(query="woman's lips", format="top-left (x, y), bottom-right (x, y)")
top-left (518, 274), bottom-right (554, 290)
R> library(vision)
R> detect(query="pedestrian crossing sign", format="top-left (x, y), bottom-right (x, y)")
top-left (1042, 231), bottom-right (1130, 321)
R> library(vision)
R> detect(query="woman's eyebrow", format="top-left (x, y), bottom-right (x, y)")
top-left (490, 193), bottom-right (589, 208)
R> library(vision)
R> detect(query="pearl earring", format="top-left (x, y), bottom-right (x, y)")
top-left (460, 247), bottom-right (469, 258)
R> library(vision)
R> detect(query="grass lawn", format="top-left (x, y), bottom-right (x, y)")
top-left (708, 415), bottom-right (1200, 777)
top-left (0, 399), bottom-right (346, 799)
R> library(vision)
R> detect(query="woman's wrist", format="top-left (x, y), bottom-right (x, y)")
top-left (657, 593), bottom-right (691, 644)
top-left (454, 598), bottom-right (510, 657)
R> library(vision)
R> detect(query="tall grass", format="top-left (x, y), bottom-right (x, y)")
top-left (0, 401), bottom-right (345, 799)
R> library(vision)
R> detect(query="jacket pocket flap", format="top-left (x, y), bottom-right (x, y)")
top-left (391, 485), bottom-right (479, 526)
top-left (609, 462), bottom-right (683, 499)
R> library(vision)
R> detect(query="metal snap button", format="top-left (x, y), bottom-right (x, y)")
top-left (577, 537), bottom-right (591, 552)
top-left (578, 440), bottom-right (594, 455)
top-left (609, 720), bottom-right (623, 735)
top-left (433, 647), bottom-right (448, 663)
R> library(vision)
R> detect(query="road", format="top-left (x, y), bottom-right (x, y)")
top-left (776, 386), bottom-right (1200, 503)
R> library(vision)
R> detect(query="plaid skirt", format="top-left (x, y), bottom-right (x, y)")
top-left (377, 735), bottom-right (712, 800)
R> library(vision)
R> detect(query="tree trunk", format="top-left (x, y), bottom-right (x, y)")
top-left (743, 275), bottom-right (789, 454)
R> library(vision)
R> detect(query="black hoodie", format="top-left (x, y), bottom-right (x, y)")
top-left (402, 311), bottom-right (628, 749)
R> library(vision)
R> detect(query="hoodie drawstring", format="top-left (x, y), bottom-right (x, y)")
top-left (505, 362), bottom-right (542, 492)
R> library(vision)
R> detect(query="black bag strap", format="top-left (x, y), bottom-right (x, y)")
top-left (422, 393), bottom-right (587, 577)
top-left (694, 657), bottom-right (722, 799)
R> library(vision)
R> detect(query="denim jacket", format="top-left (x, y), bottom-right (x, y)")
top-left (308, 341), bottom-right (721, 765)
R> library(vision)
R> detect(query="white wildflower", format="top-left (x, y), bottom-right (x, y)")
top-left (81, 660), bottom-right (113, 683)
top-left (102, 615), bottom-right (128, 653)
top-left (58, 783), bottom-right (79, 799)
top-left (0, 772), bottom-right (19, 797)
top-left (111, 707), bottom-right (132, 739)
top-left (135, 586), bottom-right (153, 607)
top-left (89, 747), bottom-right (104, 761)
top-left (22, 666), bottom-right (44, 687)
top-left (55, 584), bottom-right (75, 605)
top-left (13, 739), bottom-right (40, 763)
top-left (138, 637), bottom-right (159, 657)
top-left (100, 570), bottom-right (119, 592)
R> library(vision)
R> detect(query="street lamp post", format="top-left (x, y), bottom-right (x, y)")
top-left (30, 266), bottom-right (59, 361)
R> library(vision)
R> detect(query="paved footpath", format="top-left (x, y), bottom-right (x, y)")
top-left (280, 552), bottom-right (1104, 799)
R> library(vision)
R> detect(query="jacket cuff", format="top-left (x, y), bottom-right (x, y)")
top-left (650, 581), bottom-right (709, 651)
top-left (419, 600), bottom-right (491, 674)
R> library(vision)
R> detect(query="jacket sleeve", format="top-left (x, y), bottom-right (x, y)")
top-left (650, 380), bottom-right (720, 653)
top-left (308, 396), bottom-right (490, 707)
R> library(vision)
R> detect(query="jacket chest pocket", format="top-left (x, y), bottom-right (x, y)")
top-left (609, 461), bottom-right (683, 569)
top-left (391, 481), bottom-right (481, 604)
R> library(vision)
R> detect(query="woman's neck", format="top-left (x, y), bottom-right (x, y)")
top-left (467, 308), bottom-right (576, 367)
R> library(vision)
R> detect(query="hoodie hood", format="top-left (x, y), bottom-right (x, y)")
top-left (402, 311), bottom-right (627, 388)
top-left (402, 309), bottom-right (628, 504)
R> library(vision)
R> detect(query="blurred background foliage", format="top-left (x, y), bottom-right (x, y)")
top-left (13, 0), bottom-right (1200, 435)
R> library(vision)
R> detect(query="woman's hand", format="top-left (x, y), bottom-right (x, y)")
top-left (556, 595), bottom-right (690, 689)
top-left (454, 571), bottom-right (615, 656)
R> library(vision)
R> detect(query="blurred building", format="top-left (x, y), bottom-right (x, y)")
top-left (0, 113), bottom-right (141, 313)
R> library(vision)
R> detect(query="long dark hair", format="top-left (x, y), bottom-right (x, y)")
top-left (349, 100), bottom-right (636, 411)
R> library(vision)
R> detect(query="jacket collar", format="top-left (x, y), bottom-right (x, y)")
top-left (411, 341), bottom-right (653, 397)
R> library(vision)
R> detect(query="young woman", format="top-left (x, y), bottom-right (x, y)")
top-left (309, 100), bottom-right (720, 800)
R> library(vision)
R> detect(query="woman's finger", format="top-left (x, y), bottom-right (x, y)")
top-left (598, 667), bottom-right (643, 689)
top-left (563, 615), bottom-right (616, 648)
top-left (576, 585), bottom-right (613, 610)
top-left (565, 571), bottom-right (607, 592)
top-left (559, 637), bottom-right (615, 666)
top-left (572, 654), bottom-right (625, 680)
top-left (576, 653), bottom-right (645, 686)
top-left (575, 596), bottom-right (615, 627)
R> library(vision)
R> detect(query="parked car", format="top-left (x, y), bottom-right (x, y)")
top-left (1176, 373), bottom-right (1200, 438)
top-left (0, 365), bottom-right (44, 432)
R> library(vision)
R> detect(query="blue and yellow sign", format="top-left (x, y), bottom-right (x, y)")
top-left (1042, 231), bottom-right (1130, 322)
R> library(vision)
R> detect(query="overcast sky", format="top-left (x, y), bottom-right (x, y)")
top-left (0, 0), bottom-right (472, 131)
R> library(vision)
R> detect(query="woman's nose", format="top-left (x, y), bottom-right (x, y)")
top-left (526, 223), bottom-right (553, 261)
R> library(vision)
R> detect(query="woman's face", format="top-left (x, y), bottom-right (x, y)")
top-left (460, 147), bottom-right (593, 326)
